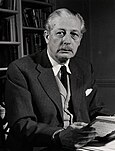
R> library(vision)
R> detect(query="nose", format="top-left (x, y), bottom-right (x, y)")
top-left (63, 33), bottom-right (71, 45)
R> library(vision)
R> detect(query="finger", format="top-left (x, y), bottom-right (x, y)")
top-left (75, 131), bottom-right (97, 143)
top-left (80, 131), bottom-right (97, 138)
top-left (79, 126), bottom-right (96, 134)
top-left (83, 125), bottom-right (96, 131)
top-left (74, 136), bottom-right (95, 149)
top-left (74, 140), bottom-right (89, 149)
top-left (78, 133), bottom-right (96, 143)
top-left (74, 143), bottom-right (82, 149)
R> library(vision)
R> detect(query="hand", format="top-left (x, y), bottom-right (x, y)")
top-left (59, 122), bottom-right (97, 150)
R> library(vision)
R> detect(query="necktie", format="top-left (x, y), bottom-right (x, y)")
top-left (60, 66), bottom-right (67, 90)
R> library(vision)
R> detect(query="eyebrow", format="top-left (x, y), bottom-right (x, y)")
top-left (71, 30), bottom-right (81, 35)
top-left (57, 28), bottom-right (80, 33)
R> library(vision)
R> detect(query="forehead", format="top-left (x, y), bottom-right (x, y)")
top-left (51, 15), bottom-right (81, 32)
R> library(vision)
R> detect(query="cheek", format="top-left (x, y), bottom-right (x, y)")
top-left (72, 42), bottom-right (80, 54)
top-left (49, 37), bottom-right (61, 48)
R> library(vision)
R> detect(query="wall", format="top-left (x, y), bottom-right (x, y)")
top-left (89, 0), bottom-right (115, 114)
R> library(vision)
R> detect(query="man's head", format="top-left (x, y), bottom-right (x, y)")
top-left (44, 8), bottom-right (86, 64)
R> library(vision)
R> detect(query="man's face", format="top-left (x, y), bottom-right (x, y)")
top-left (44, 15), bottom-right (82, 64)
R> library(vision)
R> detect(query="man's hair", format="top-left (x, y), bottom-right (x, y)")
top-left (45, 8), bottom-right (86, 34)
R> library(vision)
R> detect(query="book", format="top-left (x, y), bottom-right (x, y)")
top-left (22, 7), bottom-right (51, 28)
top-left (24, 8), bottom-right (37, 27)
top-left (23, 33), bottom-right (29, 55)
top-left (0, 18), bottom-right (10, 41)
top-left (23, 32), bottom-right (45, 55)
top-left (10, 16), bottom-right (16, 42)
top-left (13, 0), bottom-right (16, 10)
top-left (32, 9), bottom-right (39, 28)
top-left (0, 0), bottom-right (4, 7)
top-left (22, 8), bottom-right (31, 27)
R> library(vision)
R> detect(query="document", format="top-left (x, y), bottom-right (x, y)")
top-left (90, 116), bottom-right (115, 137)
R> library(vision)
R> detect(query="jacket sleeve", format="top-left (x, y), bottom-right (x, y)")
top-left (5, 62), bottom-right (62, 147)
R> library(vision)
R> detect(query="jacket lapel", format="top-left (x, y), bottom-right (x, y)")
top-left (34, 50), bottom-right (63, 120)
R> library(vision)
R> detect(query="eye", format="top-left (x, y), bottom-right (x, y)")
top-left (56, 31), bottom-right (65, 38)
top-left (71, 32), bottom-right (81, 40)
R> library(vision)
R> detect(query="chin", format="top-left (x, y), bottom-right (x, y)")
top-left (58, 56), bottom-right (71, 63)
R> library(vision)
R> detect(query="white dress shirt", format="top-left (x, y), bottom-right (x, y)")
top-left (47, 50), bottom-right (73, 128)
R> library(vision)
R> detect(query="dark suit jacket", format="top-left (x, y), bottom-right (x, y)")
top-left (5, 49), bottom-right (109, 151)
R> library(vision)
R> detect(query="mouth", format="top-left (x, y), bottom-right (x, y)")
top-left (58, 49), bottom-right (73, 53)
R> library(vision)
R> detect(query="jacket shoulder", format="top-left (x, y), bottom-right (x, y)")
top-left (72, 56), bottom-right (93, 73)
top-left (8, 53), bottom-right (38, 70)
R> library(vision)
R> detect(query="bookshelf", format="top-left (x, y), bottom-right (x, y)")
top-left (0, 0), bottom-right (55, 147)
top-left (0, 0), bottom-right (21, 146)
top-left (0, 0), bottom-right (55, 70)
top-left (21, 0), bottom-right (55, 56)
top-left (0, 0), bottom-right (55, 92)
top-left (0, 0), bottom-right (20, 97)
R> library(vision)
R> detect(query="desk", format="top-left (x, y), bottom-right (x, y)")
top-left (77, 140), bottom-right (115, 151)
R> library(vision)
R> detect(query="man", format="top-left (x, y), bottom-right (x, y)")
top-left (5, 8), bottom-right (109, 151)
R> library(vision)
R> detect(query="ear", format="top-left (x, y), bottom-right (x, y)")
top-left (44, 30), bottom-right (49, 44)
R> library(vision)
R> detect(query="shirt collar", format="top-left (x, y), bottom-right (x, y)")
top-left (47, 50), bottom-right (71, 76)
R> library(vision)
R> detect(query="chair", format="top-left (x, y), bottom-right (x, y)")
top-left (0, 77), bottom-right (10, 151)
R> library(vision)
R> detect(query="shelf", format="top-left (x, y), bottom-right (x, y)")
top-left (0, 69), bottom-right (7, 79)
top-left (22, 0), bottom-right (52, 8)
top-left (23, 26), bottom-right (44, 32)
top-left (0, 41), bottom-right (20, 45)
top-left (0, 68), bottom-right (7, 71)
top-left (0, 8), bottom-right (18, 18)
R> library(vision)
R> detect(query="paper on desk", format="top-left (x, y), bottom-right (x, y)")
top-left (79, 140), bottom-right (115, 151)
top-left (90, 116), bottom-right (115, 137)
top-left (77, 116), bottom-right (115, 151)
